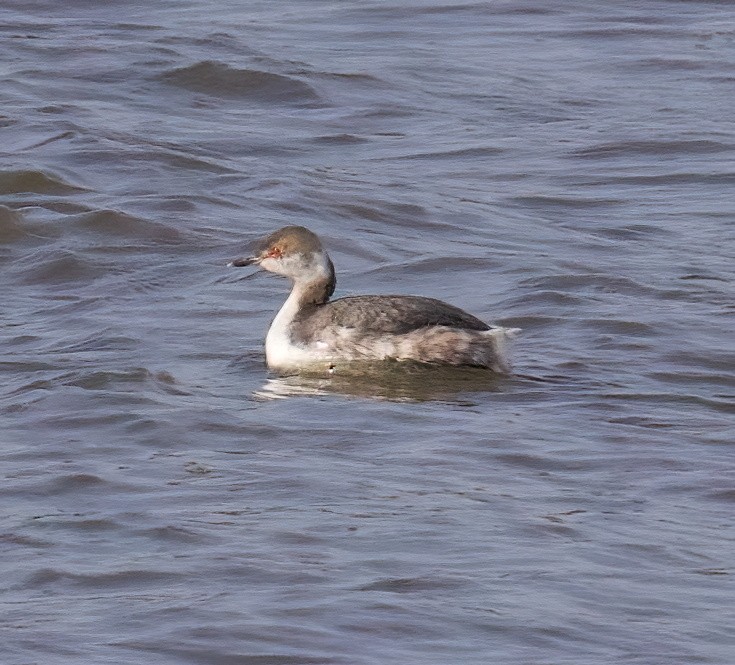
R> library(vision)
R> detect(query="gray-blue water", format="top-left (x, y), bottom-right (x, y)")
top-left (1, 1), bottom-right (734, 663)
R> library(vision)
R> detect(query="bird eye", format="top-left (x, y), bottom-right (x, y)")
top-left (269, 246), bottom-right (283, 258)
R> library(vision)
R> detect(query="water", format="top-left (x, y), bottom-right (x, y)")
top-left (2, 1), bottom-right (734, 663)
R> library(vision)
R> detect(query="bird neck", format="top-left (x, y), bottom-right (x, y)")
top-left (290, 254), bottom-right (335, 307)
top-left (266, 263), bottom-right (334, 356)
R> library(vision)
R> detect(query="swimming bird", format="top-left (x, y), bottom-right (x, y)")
top-left (229, 226), bottom-right (517, 374)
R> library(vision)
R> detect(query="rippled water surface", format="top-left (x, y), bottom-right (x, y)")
top-left (2, 1), bottom-right (734, 663)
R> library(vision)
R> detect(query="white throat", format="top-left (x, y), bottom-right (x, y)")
top-left (265, 285), bottom-right (303, 368)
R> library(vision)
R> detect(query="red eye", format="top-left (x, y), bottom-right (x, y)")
top-left (268, 247), bottom-right (283, 258)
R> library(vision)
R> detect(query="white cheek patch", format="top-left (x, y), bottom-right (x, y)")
top-left (259, 256), bottom-right (280, 273)
top-left (261, 252), bottom-right (330, 282)
top-left (296, 253), bottom-right (331, 282)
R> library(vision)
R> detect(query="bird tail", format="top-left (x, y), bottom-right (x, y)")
top-left (482, 326), bottom-right (521, 374)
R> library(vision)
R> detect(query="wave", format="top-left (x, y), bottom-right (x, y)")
top-left (0, 169), bottom-right (85, 196)
top-left (160, 61), bottom-right (322, 104)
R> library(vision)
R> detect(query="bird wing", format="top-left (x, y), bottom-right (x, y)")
top-left (293, 295), bottom-right (489, 343)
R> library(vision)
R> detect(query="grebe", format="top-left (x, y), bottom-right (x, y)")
top-left (229, 226), bottom-right (517, 374)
